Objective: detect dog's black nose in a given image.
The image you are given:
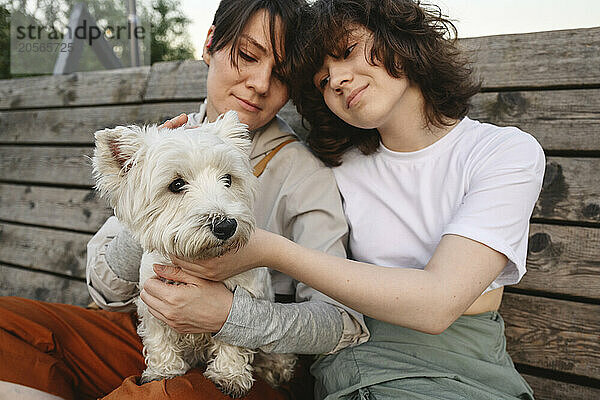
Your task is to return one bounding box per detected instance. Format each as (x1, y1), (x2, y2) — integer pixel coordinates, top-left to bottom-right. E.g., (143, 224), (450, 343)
(211, 218), (237, 240)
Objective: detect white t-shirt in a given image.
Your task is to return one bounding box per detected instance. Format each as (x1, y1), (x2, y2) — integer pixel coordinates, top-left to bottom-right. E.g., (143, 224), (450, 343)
(333, 117), (545, 293)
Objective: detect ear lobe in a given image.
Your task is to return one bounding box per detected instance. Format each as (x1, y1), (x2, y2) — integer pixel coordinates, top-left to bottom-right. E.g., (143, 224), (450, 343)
(212, 111), (252, 155)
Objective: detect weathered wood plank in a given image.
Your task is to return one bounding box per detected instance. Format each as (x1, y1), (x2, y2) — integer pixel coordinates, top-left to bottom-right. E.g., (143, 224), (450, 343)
(0, 222), (91, 278)
(519, 224), (600, 299)
(1, 88), (598, 152)
(0, 146), (94, 186)
(3, 148), (597, 225)
(0, 264), (90, 306)
(0, 184), (111, 232)
(0, 102), (202, 144)
(501, 293), (600, 379)
(521, 374), (600, 400)
(462, 27), (600, 88)
(1, 28), (598, 111)
(470, 89), (600, 152)
(0, 101), (302, 144)
(535, 157), (600, 224)
(142, 28), (600, 100)
(0, 67), (150, 110)
(144, 60), (208, 102)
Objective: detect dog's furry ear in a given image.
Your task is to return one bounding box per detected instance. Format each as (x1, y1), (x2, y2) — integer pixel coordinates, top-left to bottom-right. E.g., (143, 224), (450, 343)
(92, 126), (144, 203)
(211, 111), (252, 155)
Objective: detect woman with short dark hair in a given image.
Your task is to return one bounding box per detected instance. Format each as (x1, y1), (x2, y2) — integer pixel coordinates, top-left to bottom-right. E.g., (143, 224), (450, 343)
(0, 1), (369, 399)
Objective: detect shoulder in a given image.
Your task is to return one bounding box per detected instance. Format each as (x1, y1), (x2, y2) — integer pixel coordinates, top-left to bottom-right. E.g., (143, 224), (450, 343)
(462, 118), (545, 170)
(333, 147), (378, 179)
(464, 118), (542, 152)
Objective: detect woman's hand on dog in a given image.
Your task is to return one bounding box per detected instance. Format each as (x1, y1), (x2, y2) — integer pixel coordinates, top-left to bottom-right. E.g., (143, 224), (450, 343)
(160, 113), (188, 129)
(168, 228), (277, 281)
(140, 265), (233, 333)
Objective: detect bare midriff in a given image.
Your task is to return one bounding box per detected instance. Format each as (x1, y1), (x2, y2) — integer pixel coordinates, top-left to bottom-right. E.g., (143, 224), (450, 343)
(463, 287), (504, 315)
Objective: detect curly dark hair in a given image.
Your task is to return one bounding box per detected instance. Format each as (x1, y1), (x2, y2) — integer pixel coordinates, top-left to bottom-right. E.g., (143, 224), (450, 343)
(289, 0), (481, 166)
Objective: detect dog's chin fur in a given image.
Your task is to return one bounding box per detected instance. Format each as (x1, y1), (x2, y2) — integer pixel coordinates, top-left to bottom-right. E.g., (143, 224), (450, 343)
(141, 222), (251, 261)
(92, 111), (296, 397)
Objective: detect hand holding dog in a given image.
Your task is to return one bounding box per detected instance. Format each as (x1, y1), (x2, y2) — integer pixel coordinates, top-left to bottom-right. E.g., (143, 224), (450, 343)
(160, 113), (188, 129)
(140, 264), (233, 334)
(168, 228), (276, 281)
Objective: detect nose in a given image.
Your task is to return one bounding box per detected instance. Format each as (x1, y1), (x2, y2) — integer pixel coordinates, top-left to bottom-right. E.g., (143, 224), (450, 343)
(329, 64), (352, 92)
(211, 218), (238, 240)
(246, 63), (271, 95)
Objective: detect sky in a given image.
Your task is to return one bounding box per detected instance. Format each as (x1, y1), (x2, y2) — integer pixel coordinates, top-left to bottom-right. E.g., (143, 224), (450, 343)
(181, 0), (600, 59)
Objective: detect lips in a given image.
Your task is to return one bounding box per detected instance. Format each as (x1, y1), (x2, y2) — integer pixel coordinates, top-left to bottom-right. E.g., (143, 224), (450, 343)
(234, 95), (262, 112)
(346, 84), (368, 109)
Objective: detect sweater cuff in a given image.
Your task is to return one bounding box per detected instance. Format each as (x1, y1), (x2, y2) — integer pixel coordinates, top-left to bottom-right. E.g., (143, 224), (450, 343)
(104, 228), (143, 282)
(213, 286), (344, 354)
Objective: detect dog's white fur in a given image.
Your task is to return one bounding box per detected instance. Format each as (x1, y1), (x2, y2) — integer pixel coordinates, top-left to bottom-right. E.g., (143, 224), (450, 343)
(92, 111), (295, 398)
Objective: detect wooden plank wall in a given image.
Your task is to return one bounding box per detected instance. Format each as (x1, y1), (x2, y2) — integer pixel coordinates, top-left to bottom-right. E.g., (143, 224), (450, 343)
(1, 27), (599, 398)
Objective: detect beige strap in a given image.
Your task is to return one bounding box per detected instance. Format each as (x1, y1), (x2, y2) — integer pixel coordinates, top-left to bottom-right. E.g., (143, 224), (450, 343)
(253, 139), (297, 177)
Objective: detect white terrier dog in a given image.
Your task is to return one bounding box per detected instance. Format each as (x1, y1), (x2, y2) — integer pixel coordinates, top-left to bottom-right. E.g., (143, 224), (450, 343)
(92, 111), (295, 398)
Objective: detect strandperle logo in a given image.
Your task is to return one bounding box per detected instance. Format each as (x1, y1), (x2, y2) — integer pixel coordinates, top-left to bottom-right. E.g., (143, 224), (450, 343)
(10, 4), (150, 75)
(15, 20), (146, 46)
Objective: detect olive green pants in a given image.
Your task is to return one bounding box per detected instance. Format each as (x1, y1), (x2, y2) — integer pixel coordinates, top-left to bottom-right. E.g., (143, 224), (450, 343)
(311, 312), (534, 400)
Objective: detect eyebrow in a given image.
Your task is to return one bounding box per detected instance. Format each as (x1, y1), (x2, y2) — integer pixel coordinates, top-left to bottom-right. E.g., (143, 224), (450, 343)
(239, 34), (268, 54)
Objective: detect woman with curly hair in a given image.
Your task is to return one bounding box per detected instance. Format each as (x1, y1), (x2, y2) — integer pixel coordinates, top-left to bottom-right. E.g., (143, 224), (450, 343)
(167, 0), (544, 398)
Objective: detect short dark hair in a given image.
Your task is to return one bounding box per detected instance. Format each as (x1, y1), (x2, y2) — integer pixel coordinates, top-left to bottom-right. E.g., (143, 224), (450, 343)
(290, 0), (481, 166)
(210, 0), (305, 86)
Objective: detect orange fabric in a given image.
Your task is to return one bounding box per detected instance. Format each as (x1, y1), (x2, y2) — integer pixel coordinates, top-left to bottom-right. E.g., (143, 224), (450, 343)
(253, 139), (297, 177)
(0, 297), (302, 400)
(104, 369), (288, 400)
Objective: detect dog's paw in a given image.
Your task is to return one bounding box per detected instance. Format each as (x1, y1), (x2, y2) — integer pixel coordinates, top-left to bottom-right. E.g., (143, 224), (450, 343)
(140, 370), (165, 384)
(204, 366), (254, 398)
(254, 352), (297, 387)
(140, 366), (188, 384)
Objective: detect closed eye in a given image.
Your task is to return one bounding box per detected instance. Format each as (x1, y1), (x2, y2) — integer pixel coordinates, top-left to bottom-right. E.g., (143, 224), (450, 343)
(318, 76), (330, 90)
(344, 43), (357, 59)
(221, 174), (232, 188)
(239, 50), (257, 62)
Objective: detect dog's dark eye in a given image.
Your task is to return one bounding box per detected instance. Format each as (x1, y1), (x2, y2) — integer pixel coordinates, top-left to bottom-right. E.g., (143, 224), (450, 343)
(221, 174), (232, 188)
(169, 178), (187, 193)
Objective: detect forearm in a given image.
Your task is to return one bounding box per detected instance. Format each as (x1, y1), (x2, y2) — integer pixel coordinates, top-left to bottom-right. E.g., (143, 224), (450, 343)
(266, 234), (493, 334)
(213, 286), (344, 354)
(86, 219), (142, 310)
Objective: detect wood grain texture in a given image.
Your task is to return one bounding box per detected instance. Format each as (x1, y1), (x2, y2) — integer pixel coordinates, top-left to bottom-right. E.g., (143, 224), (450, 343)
(0, 222), (90, 278)
(519, 224), (600, 300)
(501, 293), (600, 379)
(470, 89), (600, 151)
(0, 146), (94, 186)
(0, 67), (150, 110)
(3, 147), (597, 225)
(535, 157), (600, 224)
(2, 89), (598, 152)
(0, 184), (111, 232)
(0, 264), (90, 306)
(521, 374), (600, 400)
(0, 102), (201, 144)
(2, 28), (597, 110)
(461, 27), (600, 89)
(144, 60), (208, 101)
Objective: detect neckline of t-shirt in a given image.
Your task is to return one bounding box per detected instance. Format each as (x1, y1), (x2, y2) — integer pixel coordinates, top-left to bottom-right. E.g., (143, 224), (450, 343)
(377, 117), (472, 161)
